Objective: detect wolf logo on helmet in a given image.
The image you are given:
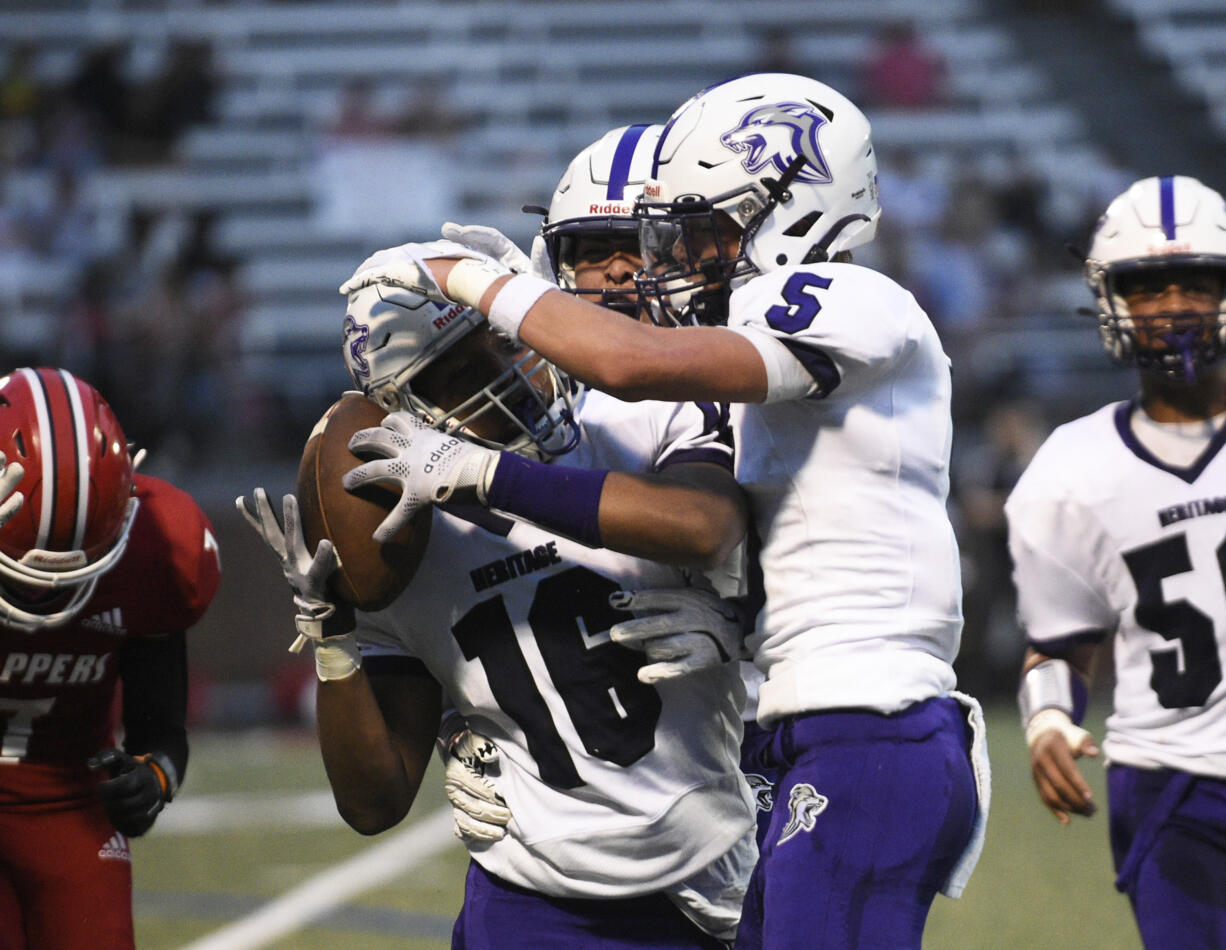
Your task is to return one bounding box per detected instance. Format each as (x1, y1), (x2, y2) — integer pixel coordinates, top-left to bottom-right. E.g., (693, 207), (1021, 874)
(343, 314), (371, 383)
(719, 101), (833, 185)
(637, 73), (881, 327)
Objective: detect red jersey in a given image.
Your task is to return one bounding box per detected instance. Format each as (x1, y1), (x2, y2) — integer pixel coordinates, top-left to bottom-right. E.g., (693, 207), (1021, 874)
(0, 474), (220, 805)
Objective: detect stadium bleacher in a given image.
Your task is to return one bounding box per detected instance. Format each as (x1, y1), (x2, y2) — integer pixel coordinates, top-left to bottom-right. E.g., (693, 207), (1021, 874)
(0, 0), (1202, 431)
(1110, 0), (1226, 135)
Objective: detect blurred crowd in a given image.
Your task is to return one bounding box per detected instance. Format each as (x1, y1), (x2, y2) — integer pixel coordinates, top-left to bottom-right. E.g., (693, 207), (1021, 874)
(0, 28), (1143, 699)
(0, 36), (255, 470)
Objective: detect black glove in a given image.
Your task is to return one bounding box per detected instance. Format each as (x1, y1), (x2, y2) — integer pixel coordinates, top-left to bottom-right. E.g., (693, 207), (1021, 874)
(90, 748), (171, 837)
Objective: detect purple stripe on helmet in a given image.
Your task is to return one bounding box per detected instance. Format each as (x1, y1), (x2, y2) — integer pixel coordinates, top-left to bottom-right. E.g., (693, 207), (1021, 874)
(1160, 176), (1177, 240)
(607, 124), (649, 201)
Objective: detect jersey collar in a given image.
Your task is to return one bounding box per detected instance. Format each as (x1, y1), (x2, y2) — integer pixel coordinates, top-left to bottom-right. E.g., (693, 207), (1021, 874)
(1113, 398), (1226, 483)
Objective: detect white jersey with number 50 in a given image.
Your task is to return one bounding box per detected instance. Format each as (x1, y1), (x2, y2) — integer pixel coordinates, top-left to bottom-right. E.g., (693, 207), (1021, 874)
(354, 388), (754, 900)
(723, 261), (964, 725)
(1006, 401), (1226, 778)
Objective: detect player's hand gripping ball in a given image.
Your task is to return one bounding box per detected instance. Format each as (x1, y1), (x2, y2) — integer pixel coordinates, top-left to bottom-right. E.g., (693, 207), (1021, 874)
(296, 393), (431, 611)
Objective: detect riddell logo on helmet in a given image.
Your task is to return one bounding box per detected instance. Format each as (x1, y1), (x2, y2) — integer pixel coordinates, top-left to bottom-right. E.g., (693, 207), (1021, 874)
(588, 203), (635, 215)
(1146, 242), (1192, 255)
(25, 550), (88, 569)
(644, 183), (662, 198)
(432, 303), (466, 330)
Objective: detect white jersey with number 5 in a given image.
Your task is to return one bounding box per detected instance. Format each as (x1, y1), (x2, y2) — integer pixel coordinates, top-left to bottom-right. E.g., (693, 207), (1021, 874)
(723, 261), (963, 725)
(354, 388), (755, 901)
(1006, 401), (1226, 778)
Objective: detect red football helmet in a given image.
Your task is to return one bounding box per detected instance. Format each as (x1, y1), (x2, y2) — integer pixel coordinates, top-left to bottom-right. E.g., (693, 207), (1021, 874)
(0, 367), (138, 631)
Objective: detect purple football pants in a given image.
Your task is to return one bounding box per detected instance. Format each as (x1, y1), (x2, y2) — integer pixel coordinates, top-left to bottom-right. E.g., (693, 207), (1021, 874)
(733, 697), (977, 950)
(1108, 764), (1226, 950)
(452, 860), (727, 950)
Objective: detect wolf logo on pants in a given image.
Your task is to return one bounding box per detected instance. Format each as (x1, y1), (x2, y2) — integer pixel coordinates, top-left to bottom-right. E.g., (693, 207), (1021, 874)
(778, 782), (829, 845)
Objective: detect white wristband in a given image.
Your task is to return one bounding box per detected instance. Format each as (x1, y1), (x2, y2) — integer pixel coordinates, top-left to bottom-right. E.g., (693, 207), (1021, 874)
(487, 274), (556, 339)
(314, 635), (362, 682)
(446, 257), (511, 308)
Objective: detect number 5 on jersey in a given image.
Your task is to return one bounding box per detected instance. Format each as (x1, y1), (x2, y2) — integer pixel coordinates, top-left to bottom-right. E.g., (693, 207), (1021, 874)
(765, 273), (833, 333)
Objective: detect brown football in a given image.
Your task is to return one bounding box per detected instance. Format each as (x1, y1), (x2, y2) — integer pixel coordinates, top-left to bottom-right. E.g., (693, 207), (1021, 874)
(296, 392), (431, 611)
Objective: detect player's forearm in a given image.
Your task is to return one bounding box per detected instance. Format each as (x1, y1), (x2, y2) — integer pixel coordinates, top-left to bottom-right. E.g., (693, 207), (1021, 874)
(1022, 643), (1097, 681)
(523, 294), (767, 402)
(118, 631), (189, 790)
(430, 255), (767, 401)
(315, 672), (422, 834)
(598, 469), (747, 568)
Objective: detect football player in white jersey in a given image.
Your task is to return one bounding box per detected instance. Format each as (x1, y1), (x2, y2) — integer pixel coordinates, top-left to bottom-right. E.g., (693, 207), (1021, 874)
(242, 124), (760, 949)
(1008, 175), (1226, 950)
(337, 73), (988, 950)
(448, 123), (779, 848)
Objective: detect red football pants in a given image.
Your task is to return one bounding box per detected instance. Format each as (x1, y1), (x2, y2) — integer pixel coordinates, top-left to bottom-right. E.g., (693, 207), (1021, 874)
(0, 798), (134, 949)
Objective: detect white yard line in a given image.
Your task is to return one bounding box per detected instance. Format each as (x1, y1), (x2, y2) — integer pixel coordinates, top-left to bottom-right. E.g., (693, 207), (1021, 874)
(156, 790), (344, 833)
(177, 805), (457, 950)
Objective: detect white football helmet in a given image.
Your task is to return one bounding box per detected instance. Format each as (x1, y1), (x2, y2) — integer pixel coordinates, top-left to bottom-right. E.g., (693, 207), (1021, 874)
(636, 73), (880, 325)
(539, 124), (663, 317)
(1086, 175), (1226, 381)
(342, 284), (579, 460)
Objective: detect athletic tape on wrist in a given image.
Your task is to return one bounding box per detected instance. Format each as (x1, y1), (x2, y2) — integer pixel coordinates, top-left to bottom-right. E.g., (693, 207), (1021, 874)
(446, 257), (510, 308)
(1018, 657), (1088, 728)
(314, 635), (362, 682)
(487, 274), (556, 338)
(1024, 707), (1092, 752)
(485, 452), (607, 548)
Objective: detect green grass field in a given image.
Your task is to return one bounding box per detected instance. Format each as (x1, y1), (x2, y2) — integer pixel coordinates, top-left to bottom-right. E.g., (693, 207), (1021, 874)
(130, 704), (1142, 949)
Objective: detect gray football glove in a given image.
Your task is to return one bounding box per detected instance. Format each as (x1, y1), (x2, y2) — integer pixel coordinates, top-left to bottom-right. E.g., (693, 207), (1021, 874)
(236, 488), (354, 652)
(608, 588), (746, 685)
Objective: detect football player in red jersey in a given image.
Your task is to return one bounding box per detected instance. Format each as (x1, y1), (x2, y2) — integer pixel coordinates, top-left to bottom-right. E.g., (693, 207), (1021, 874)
(0, 367), (221, 950)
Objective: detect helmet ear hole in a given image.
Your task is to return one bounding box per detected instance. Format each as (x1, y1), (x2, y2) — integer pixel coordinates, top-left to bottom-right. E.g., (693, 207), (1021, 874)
(783, 211), (823, 238)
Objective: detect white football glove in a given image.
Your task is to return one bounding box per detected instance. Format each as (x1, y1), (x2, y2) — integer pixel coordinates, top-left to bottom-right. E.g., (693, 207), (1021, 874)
(0, 452), (25, 529)
(441, 222), (532, 274)
(441, 726), (511, 843)
(608, 588), (746, 685)
(337, 239), (500, 300)
(343, 413), (500, 543)
(529, 233), (550, 282)
(235, 489), (354, 653)
(440, 223), (554, 284)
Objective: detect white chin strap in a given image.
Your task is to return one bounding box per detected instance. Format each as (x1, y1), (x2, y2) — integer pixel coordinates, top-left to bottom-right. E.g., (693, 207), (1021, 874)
(0, 497), (139, 632)
(0, 577), (103, 633)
